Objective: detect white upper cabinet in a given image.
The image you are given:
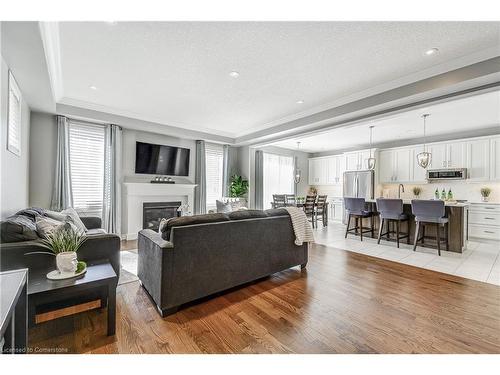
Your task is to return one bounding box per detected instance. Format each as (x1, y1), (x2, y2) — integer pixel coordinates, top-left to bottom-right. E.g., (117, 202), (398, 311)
(326, 155), (344, 185)
(345, 152), (360, 171)
(309, 155), (344, 186)
(491, 136), (500, 181)
(467, 138), (490, 181)
(394, 148), (412, 182)
(429, 143), (447, 169)
(359, 150), (372, 170)
(447, 142), (466, 168)
(411, 146), (427, 183)
(378, 150), (395, 183)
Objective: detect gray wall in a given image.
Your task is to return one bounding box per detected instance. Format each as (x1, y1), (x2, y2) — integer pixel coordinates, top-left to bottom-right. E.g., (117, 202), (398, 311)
(1, 57), (31, 218)
(29, 112), (56, 208)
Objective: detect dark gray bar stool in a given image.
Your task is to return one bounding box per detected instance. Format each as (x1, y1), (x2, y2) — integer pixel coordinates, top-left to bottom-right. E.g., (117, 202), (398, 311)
(376, 198), (410, 248)
(344, 197), (375, 241)
(411, 199), (449, 256)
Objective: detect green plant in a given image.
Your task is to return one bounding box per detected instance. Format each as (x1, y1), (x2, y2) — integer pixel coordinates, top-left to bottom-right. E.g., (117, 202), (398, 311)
(412, 187), (422, 197)
(481, 187), (491, 197)
(40, 227), (87, 254)
(229, 174), (249, 198)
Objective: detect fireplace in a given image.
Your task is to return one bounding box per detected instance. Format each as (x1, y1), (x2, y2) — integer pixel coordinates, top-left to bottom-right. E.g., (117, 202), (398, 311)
(143, 201), (182, 231)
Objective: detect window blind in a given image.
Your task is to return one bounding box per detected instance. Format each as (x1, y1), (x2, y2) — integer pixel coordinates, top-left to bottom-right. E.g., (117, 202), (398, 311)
(69, 121), (105, 218)
(205, 143), (224, 210)
(263, 153), (294, 209)
(7, 71), (22, 155)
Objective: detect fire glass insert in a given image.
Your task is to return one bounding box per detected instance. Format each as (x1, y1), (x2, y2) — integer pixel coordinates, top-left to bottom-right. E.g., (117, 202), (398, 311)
(143, 201), (182, 231)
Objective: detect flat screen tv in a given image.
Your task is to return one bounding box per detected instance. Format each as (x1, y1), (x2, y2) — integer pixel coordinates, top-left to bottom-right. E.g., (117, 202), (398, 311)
(135, 141), (190, 176)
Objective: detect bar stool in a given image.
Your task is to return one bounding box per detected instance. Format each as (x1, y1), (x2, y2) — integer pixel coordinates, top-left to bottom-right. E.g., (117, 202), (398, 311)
(411, 199), (449, 256)
(376, 198), (410, 248)
(344, 197), (375, 241)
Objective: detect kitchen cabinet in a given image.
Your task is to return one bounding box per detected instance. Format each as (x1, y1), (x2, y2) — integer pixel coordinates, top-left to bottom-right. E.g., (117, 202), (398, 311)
(429, 142), (466, 169)
(344, 149), (373, 171)
(309, 155), (344, 185)
(378, 148), (412, 183)
(378, 150), (394, 183)
(326, 155), (344, 185)
(490, 136), (500, 181)
(394, 148), (412, 182)
(468, 203), (500, 241)
(467, 138), (490, 181)
(329, 199), (344, 222)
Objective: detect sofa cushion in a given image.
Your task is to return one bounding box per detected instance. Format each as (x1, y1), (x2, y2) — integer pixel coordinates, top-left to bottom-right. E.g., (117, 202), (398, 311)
(265, 208), (290, 217)
(35, 216), (73, 238)
(160, 213), (230, 240)
(0, 215), (39, 243)
(227, 210), (268, 221)
(61, 207), (88, 233)
(86, 228), (108, 235)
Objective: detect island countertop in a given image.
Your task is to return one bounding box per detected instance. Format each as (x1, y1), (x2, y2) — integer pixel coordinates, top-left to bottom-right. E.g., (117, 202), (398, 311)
(365, 198), (469, 207)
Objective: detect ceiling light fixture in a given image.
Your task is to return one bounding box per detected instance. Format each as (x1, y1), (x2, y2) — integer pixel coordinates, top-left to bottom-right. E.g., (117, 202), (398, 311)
(425, 48), (439, 56)
(294, 142), (302, 184)
(296, 100), (304, 104)
(229, 71), (240, 78)
(416, 114), (432, 169)
(367, 125), (376, 170)
(89, 85), (98, 90)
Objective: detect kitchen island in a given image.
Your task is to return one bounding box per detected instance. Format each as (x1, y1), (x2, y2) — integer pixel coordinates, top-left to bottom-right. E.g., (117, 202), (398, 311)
(362, 199), (468, 253)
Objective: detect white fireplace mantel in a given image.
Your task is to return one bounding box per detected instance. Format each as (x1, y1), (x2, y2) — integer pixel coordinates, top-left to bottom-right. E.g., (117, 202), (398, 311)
(123, 182), (197, 240)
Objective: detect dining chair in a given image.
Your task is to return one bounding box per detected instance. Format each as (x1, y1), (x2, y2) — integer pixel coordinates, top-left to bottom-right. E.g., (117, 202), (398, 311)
(303, 195), (317, 228)
(285, 194), (296, 206)
(315, 195), (328, 227)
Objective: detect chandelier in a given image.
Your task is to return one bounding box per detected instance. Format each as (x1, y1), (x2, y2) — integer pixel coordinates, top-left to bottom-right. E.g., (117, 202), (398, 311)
(367, 125), (376, 170)
(416, 114), (432, 169)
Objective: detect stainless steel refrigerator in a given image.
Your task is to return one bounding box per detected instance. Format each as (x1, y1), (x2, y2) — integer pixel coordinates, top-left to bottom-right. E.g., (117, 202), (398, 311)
(342, 170), (375, 223)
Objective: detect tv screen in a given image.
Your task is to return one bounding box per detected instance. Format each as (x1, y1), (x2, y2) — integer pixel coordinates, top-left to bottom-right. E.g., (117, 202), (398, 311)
(135, 141), (190, 176)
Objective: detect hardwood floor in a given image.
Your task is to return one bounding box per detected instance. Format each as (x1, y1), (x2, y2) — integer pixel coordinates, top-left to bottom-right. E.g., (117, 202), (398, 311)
(28, 243), (500, 353)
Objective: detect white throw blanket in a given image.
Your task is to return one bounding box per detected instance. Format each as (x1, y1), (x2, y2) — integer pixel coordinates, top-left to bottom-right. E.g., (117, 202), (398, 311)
(284, 207), (315, 246)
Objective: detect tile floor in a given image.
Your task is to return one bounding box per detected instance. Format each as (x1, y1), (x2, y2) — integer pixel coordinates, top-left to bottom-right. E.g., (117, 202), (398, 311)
(314, 222), (500, 285)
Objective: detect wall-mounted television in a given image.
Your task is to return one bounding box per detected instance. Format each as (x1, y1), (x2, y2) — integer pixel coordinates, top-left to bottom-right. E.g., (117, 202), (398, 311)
(135, 141), (190, 176)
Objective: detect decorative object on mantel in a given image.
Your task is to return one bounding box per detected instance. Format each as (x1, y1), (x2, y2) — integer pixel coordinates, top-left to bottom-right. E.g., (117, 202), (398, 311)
(25, 227), (87, 280)
(412, 186), (422, 198)
(229, 174), (249, 198)
(480, 187), (491, 202)
(367, 125), (376, 170)
(294, 142), (302, 184)
(416, 114), (432, 169)
(151, 176), (175, 184)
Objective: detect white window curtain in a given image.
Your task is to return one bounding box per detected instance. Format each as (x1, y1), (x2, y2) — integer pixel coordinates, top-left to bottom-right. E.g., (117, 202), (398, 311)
(68, 121), (106, 218)
(263, 153), (294, 209)
(102, 124), (122, 234)
(205, 143), (224, 211)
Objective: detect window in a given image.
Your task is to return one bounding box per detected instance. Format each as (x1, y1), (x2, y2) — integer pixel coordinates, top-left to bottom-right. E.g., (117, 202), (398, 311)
(7, 71), (22, 156)
(69, 121), (105, 217)
(263, 153), (294, 209)
(205, 143), (224, 210)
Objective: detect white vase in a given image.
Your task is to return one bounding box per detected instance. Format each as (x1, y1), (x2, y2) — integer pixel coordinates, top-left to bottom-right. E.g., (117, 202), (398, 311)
(56, 251), (78, 273)
(481, 196), (489, 202)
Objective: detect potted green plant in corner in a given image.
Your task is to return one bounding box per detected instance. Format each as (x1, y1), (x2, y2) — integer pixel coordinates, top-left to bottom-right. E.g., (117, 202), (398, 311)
(412, 187), (422, 199)
(28, 227), (87, 280)
(480, 187), (491, 202)
(229, 174), (249, 206)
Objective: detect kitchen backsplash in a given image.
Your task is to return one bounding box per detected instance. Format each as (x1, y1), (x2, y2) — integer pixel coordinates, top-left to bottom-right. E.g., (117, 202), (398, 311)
(378, 182), (500, 203)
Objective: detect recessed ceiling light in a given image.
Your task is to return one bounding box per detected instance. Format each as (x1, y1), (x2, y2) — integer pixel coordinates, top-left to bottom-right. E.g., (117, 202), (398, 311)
(229, 71), (240, 78)
(89, 85), (98, 90)
(296, 100), (305, 104)
(425, 48), (439, 56)
(106, 21), (117, 25)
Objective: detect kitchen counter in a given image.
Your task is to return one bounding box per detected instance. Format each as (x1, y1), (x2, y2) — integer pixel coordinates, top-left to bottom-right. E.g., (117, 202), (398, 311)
(366, 198), (469, 207)
(360, 200), (468, 253)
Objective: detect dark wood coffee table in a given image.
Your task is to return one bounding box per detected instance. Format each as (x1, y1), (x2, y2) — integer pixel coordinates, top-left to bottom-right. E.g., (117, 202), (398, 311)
(28, 261), (117, 336)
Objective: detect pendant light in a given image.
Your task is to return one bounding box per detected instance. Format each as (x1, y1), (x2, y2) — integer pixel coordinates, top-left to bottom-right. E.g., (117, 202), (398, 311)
(367, 125), (376, 170)
(294, 142), (302, 184)
(417, 114), (432, 169)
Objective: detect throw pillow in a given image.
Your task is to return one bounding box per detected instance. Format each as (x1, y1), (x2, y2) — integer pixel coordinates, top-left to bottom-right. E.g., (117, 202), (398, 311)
(0, 215), (39, 243)
(61, 207), (88, 233)
(35, 216), (66, 238)
(216, 200), (232, 213)
(15, 207), (45, 221)
(45, 209), (69, 222)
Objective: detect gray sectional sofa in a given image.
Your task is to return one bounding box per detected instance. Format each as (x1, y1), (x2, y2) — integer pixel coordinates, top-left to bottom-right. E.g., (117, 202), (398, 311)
(138, 209), (308, 316)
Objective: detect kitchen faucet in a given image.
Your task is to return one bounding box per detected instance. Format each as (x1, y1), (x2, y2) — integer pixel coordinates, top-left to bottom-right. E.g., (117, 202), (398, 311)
(398, 184), (405, 199)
